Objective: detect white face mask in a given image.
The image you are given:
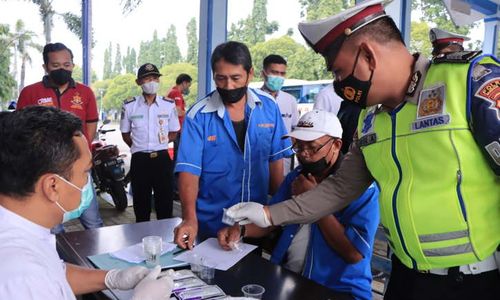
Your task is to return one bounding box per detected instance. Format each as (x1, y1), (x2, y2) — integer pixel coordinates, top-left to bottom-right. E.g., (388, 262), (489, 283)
(141, 81), (159, 95)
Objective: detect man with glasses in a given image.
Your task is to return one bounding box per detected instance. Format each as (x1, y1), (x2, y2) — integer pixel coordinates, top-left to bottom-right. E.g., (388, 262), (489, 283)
(218, 110), (379, 300)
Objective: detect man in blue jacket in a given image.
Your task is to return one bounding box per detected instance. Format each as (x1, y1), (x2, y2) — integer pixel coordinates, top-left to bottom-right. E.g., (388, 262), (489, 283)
(218, 110), (379, 300)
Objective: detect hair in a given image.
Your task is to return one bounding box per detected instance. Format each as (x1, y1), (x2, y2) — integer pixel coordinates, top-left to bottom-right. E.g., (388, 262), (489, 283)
(0, 106), (83, 198)
(176, 73), (193, 85)
(211, 41), (252, 73)
(349, 16), (405, 46)
(43, 42), (74, 65)
(263, 54), (287, 69)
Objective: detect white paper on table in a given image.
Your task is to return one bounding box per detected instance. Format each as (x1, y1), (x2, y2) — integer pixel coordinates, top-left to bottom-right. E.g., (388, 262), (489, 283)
(174, 238), (257, 271)
(110, 242), (177, 263)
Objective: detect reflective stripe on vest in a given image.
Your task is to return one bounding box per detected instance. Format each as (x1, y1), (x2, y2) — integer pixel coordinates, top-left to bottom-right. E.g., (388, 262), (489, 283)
(358, 55), (500, 270)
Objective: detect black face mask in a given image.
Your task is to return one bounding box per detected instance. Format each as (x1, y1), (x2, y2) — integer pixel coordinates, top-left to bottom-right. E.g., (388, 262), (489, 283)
(299, 156), (330, 176)
(217, 86), (247, 104)
(333, 49), (373, 109)
(49, 69), (72, 86)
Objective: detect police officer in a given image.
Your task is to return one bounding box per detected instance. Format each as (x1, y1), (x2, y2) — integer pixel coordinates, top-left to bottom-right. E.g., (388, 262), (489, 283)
(120, 63), (180, 222)
(429, 27), (470, 57)
(226, 1), (500, 299)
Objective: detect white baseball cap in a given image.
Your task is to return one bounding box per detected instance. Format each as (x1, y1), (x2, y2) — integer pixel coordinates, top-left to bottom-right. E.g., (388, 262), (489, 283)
(283, 109), (343, 141)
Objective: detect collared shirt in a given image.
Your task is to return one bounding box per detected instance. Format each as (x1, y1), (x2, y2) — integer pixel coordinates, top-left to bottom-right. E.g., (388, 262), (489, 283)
(270, 53), (500, 227)
(313, 83), (343, 115)
(0, 205), (75, 300)
(175, 88), (293, 238)
(17, 76), (99, 142)
(167, 86), (186, 127)
(120, 94), (180, 154)
(259, 88), (299, 134)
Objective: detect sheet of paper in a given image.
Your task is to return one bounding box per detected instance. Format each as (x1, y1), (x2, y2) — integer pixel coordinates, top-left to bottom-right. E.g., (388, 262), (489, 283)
(110, 241), (177, 263)
(174, 238), (257, 271)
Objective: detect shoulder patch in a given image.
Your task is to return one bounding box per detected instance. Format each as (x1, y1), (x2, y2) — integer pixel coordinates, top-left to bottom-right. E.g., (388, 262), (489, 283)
(123, 97), (136, 104)
(432, 51), (482, 64)
(162, 96), (174, 103)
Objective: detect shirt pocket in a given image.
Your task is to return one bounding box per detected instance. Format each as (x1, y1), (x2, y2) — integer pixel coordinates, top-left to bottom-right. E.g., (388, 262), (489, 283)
(131, 117), (146, 129)
(203, 137), (229, 173)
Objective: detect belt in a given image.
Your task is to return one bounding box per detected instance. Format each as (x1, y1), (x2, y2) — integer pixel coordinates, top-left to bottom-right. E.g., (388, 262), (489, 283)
(136, 150), (167, 158)
(420, 253), (498, 275)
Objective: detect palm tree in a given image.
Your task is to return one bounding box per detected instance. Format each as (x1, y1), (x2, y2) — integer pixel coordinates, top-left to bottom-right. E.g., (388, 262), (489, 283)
(13, 20), (42, 91)
(31, 0), (54, 44)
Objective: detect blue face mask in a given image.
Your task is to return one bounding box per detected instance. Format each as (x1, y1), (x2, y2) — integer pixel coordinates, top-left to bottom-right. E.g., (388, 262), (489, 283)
(265, 74), (285, 92)
(182, 88), (190, 96)
(55, 174), (93, 222)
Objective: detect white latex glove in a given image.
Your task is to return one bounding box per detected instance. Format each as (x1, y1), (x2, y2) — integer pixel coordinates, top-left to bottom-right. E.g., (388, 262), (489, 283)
(104, 266), (149, 290)
(226, 202), (272, 228)
(132, 265), (173, 300)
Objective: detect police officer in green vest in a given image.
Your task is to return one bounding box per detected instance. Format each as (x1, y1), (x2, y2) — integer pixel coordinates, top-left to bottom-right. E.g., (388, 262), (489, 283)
(225, 1), (500, 299)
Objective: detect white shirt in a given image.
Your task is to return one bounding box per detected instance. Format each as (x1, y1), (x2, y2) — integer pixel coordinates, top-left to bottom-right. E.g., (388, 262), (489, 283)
(260, 88), (299, 134)
(120, 95), (180, 154)
(313, 84), (343, 115)
(0, 205), (76, 300)
(284, 224), (311, 273)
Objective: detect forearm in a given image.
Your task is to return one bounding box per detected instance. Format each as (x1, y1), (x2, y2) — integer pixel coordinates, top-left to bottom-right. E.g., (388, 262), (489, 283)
(168, 131), (178, 142)
(268, 159), (284, 195)
(86, 122), (97, 142)
(179, 172), (199, 221)
(121, 132), (132, 148)
(268, 145), (373, 225)
(317, 216), (362, 263)
(244, 223), (275, 239)
(66, 263), (107, 295)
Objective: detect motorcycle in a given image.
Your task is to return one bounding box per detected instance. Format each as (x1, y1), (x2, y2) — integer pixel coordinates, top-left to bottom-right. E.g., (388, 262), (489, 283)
(91, 120), (128, 211)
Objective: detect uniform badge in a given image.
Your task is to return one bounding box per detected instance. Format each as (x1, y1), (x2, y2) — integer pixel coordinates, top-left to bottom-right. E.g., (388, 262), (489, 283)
(475, 78), (500, 120)
(406, 71), (421, 97)
(413, 84), (450, 131)
(70, 93), (84, 110)
(472, 64), (492, 82)
(361, 106), (377, 135)
(37, 97), (54, 106)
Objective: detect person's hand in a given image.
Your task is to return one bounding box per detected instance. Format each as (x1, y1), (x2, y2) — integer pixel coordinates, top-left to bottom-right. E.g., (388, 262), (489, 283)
(291, 174), (318, 196)
(174, 219), (197, 249)
(217, 224), (241, 251)
(226, 202), (272, 228)
(132, 266), (173, 300)
(104, 266), (149, 290)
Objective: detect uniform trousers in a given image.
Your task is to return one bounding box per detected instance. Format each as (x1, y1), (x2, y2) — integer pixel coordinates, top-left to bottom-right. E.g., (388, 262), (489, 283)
(130, 150), (173, 222)
(384, 254), (500, 300)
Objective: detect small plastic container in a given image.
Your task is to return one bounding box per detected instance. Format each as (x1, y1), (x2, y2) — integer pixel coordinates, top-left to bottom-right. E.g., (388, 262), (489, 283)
(241, 284), (265, 299)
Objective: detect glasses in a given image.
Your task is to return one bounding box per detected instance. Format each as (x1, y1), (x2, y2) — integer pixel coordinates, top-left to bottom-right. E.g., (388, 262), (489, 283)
(292, 138), (334, 156)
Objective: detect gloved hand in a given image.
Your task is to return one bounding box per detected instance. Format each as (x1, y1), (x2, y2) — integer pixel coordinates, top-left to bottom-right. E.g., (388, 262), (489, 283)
(104, 266), (149, 290)
(132, 265), (174, 300)
(226, 202), (272, 228)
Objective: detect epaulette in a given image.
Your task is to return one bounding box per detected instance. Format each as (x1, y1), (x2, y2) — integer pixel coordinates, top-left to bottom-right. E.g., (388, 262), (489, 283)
(432, 50), (482, 64)
(123, 97), (136, 104)
(162, 96), (175, 103)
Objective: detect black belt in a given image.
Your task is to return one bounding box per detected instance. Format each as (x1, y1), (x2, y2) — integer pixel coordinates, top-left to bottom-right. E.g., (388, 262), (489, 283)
(134, 150), (167, 158)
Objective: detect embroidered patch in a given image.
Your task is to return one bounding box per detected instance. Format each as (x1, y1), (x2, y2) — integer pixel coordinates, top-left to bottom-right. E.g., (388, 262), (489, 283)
(417, 84), (446, 119)
(358, 133), (377, 147)
(70, 93), (83, 110)
(361, 106), (377, 135)
(37, 97), (54, 106)
(258, 123), (274, 128)
(475, 78), (500, 120)
(281, 113), (292, 118)
(406, 71), (422, 96)
(484, 141), (500, 166)
(157, 114), (169, 118)
(207, 135), (216, 141)
(472, 65), (492, 82)
(130, 115), (144, 120)
(412, 115), (450, 131)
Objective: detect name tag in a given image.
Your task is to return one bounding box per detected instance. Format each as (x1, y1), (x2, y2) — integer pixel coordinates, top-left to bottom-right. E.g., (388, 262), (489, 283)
(412, 115), (450, 131)
(130, 115), (144, 120)
(358, 133), (377, 147)
(157, 114), (169, 118)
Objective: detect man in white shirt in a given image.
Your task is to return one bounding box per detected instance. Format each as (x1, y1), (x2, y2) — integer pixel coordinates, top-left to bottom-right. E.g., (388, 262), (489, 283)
(313, 83), (343, 115)
(0, 106), (172, 300)
(259, 54), (299, 175)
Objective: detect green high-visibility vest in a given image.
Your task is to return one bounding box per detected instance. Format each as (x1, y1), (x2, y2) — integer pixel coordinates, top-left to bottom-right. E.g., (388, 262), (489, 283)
(358, 55), (500, 270)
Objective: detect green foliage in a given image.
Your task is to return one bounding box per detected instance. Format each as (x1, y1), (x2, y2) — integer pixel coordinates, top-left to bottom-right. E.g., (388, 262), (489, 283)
(0, 24), (16, 105)
(299, 0), (354, 21)
(114, 44), (122, 75)
(123, 46), (137, 74)
(186, 18), (198, 65)
(102, 74), (140, 111)
(149, 30), (162, 67)
(103, 43), (113, 80)
(163, 25), (182, 66)
(413, 0), (473, 36)
(250, 36), (329, 81)
(410, 21), (432, 59)
(228, 0), (279, 44)
(158, 63), (198, 107)
(72, 65), (97, 83)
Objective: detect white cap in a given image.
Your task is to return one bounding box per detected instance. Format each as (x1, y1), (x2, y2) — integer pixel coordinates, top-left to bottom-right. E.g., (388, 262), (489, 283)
(298, 0), (391, 58)
(429, 28), (470, 46)
(283, 110), (343, 141)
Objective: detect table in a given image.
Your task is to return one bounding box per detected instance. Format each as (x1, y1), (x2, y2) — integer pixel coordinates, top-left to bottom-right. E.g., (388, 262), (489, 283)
(56, 218), (351, 300)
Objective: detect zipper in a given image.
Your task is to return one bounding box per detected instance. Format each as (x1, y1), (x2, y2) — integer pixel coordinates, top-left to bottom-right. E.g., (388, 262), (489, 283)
(448, 131), (467, 221)
(389, 104), (417, 269)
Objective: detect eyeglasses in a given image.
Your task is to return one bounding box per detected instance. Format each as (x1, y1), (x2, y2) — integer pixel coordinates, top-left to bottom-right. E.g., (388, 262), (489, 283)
(292, 138), (335, 156)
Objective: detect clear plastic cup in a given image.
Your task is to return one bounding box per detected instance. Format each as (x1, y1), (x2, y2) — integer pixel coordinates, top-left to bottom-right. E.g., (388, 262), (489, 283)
(190, 253), (203, 276)
(199, 258), (216, 284)
(241, 284), (265, 299)
(142, 235), (162, 268)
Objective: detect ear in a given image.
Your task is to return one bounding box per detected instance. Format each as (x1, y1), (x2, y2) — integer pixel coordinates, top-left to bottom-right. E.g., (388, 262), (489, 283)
(248, 67), (255, 82)
(39, 174), (60, 204)
(359, 42), (377, 71)
(135, 79), (141, 86)
(334, 139), (343, 151)
(43, 64), (49, 74)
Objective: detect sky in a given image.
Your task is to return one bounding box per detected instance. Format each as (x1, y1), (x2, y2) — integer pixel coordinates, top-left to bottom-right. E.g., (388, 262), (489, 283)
(0, 0), (485, 87)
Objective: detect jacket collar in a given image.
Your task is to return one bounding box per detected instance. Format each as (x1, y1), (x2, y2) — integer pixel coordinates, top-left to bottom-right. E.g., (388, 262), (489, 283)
(201, 88), (262, 118)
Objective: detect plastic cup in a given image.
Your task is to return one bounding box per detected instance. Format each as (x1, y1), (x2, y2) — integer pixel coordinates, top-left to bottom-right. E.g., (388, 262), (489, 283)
(190, 253), (203, 276)
(199, 258), (216, 284)
(241, 284), (265, 299)
(142, 236), (162, 268)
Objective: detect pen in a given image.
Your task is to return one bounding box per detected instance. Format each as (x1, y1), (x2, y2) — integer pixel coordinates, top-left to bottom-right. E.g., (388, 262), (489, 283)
(172, 247), (188, 256)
